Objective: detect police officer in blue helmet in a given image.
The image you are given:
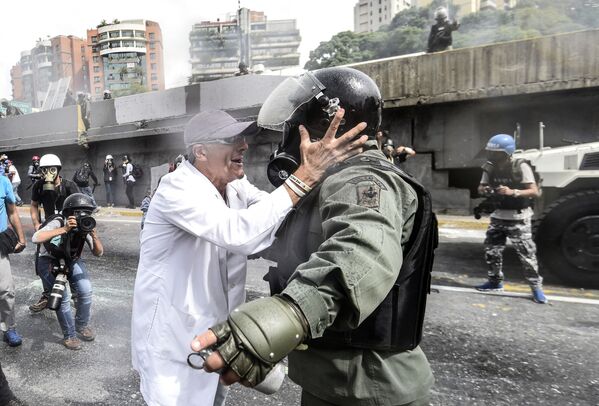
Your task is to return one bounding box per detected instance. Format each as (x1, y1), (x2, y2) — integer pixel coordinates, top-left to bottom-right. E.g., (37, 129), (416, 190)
(477, 134), (548, 304)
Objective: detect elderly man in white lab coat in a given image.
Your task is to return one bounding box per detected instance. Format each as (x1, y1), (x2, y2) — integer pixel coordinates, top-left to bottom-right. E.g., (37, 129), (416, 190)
(131, 109), (367, 406)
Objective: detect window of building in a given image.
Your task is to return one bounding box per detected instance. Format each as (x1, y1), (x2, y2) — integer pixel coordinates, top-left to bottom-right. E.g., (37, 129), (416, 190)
(379, 17), (382, 22)
(149, 32), (155, 40)
(121, 30), (133, 38)
(151, 73), (158, 81)
(81, 46), (85, 54)
(91, 36), (98, 43)
(99, 32), (109, 41)
(93, 56), (100, 63)
(151, 84), (159, 91)
(94, 76), (101, 83)
(149, 42), (155, 50)
(109, 31), (120, 38)
(93, 66), (100, 73)
(95, 87), (101, 93)
(150, 53), (156, 60)
(379, 8), (382, 13)
(151, 63), (157, 70)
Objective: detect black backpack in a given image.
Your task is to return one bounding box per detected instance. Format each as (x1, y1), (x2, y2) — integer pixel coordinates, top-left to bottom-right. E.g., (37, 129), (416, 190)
(131, 164), (143, 179)
(74, 169), (89, 185)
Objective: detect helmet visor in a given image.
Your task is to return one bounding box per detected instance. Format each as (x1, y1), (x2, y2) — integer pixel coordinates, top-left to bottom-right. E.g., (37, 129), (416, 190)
(258, 72), (326, 132)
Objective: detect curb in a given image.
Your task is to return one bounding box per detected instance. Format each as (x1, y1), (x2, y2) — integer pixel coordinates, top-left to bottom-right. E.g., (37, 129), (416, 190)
(437, 216), (489, 231)
(17, 205), (143, 218)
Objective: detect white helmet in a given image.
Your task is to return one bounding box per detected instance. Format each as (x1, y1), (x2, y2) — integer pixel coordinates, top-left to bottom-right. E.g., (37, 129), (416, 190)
(39, 154), (62, 168)
(106, 154), (114, 160)
(434, 6), (448, 20)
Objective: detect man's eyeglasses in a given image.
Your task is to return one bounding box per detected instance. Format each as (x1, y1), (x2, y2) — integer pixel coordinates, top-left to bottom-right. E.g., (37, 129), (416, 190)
(202, 135), (246, 145)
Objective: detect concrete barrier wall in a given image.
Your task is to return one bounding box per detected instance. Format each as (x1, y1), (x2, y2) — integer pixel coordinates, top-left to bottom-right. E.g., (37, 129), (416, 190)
(199, 75), (287, 112)
(115, 87), (188, 124)
(0, 106), (79, 151)
(353, 29), (599, 107)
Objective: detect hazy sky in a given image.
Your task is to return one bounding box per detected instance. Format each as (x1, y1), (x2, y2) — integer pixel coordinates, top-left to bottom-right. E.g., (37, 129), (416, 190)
(0, 0), (355, 99)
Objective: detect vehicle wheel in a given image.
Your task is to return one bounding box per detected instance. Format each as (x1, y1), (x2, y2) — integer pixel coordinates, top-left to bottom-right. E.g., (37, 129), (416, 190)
(535, 190), (599, 289)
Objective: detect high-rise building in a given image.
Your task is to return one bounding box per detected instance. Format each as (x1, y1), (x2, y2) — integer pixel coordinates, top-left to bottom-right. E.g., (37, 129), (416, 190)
(354, 0), (413, 33)
(189, 8), (301, 82)
(86, 19), (165, 99)
(10, 36), (87, 108)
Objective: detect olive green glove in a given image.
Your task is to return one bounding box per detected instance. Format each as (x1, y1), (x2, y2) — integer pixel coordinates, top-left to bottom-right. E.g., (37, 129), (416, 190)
(209, 295), (309, 386)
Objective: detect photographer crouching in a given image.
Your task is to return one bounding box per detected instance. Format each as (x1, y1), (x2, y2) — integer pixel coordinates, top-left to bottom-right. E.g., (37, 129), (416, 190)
(31, 193), (103, 350)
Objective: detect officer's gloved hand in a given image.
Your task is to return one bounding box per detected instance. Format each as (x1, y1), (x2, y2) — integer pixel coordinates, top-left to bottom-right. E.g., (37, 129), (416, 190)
(191, 295), (309, 387)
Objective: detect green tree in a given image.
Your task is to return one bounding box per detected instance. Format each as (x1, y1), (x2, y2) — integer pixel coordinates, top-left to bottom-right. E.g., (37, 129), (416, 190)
(112, 84), (147, 98)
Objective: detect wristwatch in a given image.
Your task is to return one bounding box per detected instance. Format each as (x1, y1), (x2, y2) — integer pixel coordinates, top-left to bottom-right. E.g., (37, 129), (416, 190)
(513, 189), (521, 198)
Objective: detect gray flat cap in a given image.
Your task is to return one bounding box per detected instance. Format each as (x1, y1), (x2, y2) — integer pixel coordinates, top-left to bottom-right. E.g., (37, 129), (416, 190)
(184, 110), (259, 147)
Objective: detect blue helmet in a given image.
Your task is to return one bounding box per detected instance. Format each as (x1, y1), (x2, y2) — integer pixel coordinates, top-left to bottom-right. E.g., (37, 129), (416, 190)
(485, 134), (515, 155)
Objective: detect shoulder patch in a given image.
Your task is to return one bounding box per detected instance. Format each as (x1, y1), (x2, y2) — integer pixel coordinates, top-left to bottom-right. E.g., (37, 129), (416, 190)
(347, 175), (387, 190)
(357, 183), (381, 209)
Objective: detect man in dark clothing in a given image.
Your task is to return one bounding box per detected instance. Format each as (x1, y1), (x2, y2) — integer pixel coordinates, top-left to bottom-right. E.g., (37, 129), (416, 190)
(29, 154), (80, 313)
(427, 7), (460, 53)
(77, 93), (91, 131)
(0, 101), (23, 117)
(122, 155), (136, 209)
(103, 155), (117, 207)
(73, 161), (99, 207)
(27, 156), (42, 187)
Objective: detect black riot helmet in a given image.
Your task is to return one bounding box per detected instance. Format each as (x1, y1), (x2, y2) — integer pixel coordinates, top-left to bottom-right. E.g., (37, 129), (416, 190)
(258, 67), (383, 187)
(62, 193), (96, 216)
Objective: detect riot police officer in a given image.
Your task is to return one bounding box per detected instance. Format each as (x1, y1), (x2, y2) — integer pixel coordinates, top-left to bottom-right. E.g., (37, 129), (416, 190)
(476, 134), (547, 303)
(427, 7), (460, 53)
(192, 67), (438, 405)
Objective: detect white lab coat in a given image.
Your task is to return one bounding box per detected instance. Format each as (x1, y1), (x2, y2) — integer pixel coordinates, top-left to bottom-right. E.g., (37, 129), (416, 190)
(131, 161), (292, 406)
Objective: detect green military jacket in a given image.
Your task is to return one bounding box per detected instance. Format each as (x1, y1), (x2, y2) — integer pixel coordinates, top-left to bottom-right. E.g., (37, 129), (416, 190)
(279, 145), (434, 405)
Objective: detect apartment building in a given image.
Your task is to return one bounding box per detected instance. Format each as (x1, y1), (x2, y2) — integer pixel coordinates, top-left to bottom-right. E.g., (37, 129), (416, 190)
(354, 0), (413, 33)
(86, 19), (165, 99)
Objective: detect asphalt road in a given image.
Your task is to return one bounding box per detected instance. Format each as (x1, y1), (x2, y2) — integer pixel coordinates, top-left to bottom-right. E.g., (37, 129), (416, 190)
(1, 215), (598, 405)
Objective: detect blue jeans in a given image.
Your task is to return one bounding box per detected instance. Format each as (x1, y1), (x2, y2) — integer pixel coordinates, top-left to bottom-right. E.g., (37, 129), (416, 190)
(80, 186), (97, 207)
(104, 182), (115, 205)
(37, 256), (93, 339)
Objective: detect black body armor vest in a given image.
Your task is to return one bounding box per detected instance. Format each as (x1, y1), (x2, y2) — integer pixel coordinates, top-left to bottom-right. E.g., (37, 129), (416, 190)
(266, 156), (438, 352)
(483, 158), (535, 211)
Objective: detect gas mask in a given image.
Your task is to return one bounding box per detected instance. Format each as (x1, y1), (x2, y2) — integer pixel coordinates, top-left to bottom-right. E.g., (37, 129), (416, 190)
(485, 150), (510, 166)
(266, 123), (303, 187)
(41, 167), (59, 191)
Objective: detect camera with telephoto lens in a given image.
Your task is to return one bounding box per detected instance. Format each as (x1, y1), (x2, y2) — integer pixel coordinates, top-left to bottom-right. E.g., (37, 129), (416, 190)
(473, 188), (501, 219)
(47, 263), (68, 311)
(74, 210), (96, 233)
